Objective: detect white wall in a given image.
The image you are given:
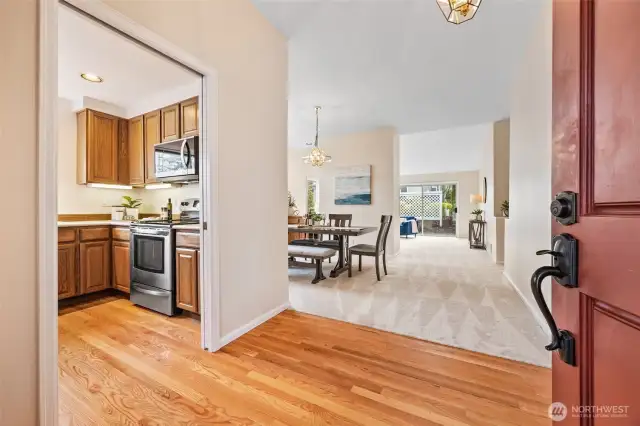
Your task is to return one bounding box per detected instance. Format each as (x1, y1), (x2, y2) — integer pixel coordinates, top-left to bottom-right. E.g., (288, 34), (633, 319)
(141, 184), (200, 214)
(400, 171), (479, 238)
(504, 0), (552, 329)
(289, 127), (401, 255)
(126, 80), (200, 118)
(104, 0), (289, 338)
(0, 1), (37, 423)
(400, 123), (488, 175)
(479, 126), (496, 260)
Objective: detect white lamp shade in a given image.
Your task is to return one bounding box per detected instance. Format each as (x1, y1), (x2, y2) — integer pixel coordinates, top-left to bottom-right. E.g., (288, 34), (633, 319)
(470, 194), (483, 204)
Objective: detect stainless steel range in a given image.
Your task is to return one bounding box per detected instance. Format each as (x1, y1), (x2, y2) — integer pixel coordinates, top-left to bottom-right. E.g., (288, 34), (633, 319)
(130, 198), (200, 316)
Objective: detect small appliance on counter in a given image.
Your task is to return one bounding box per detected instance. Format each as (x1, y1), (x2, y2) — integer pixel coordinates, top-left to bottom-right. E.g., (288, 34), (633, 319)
(129, 198), (200, 316)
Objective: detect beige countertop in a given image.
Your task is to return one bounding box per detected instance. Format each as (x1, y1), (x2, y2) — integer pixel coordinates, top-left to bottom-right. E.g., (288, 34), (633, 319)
(57, 220), (133, 228)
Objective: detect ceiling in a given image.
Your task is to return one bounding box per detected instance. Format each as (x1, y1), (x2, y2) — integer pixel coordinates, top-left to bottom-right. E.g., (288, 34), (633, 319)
(58, 5), (200, 115)
(252, 0), (543, 146)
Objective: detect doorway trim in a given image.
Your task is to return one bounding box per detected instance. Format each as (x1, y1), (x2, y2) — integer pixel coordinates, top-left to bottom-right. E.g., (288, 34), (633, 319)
(38, 0), (221, 424)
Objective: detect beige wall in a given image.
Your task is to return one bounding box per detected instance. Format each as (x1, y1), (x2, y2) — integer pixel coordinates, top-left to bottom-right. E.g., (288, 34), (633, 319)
(400, 171), (479, 239)
(0, 0), (38, 424)
(505, 0), (552, 329)
(103, 0), (289, 337)
(289, 128), (401, 255)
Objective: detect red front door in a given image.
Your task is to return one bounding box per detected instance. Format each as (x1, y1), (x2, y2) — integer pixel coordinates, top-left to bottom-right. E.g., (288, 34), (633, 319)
(550, 0), (640, 424)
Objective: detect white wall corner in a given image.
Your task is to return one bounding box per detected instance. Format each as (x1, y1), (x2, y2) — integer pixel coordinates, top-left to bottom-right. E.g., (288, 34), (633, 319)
(218, 302), (291, 348)
(502, 271), (551, 337)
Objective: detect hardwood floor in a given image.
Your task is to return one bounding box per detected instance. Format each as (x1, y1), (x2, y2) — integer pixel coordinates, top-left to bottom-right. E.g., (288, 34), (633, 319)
(58, 299), (551, 425)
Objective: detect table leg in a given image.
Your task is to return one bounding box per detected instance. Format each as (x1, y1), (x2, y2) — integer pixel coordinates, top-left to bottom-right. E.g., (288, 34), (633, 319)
(330, 235), (350, 278)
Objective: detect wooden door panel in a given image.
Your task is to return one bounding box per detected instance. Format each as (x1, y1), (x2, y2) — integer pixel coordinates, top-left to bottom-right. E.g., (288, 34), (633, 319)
(129, 115), (144, 185)
(552, 0), (640, 422)
(112, 241), (130, 293)
(176, 248), (199, 313)
(593, 0), (640, 206)
(144, 110), (160, 183)
(118, 119), (129, 185)
(161, 104), (180, 142)
(180, 97), (198, 137)
(58, 243), (77, 299)
(87, 110), (118, 183)
(80, 241), (110, 294)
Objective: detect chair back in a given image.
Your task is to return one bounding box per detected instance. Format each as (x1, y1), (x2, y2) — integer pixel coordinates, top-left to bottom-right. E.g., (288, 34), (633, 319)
(328, 214), (352, 240)
(376, 215), (393, 252)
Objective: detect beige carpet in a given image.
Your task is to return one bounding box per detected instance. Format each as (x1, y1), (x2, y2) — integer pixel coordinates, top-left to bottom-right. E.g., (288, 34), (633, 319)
(289, 236), (551, 367)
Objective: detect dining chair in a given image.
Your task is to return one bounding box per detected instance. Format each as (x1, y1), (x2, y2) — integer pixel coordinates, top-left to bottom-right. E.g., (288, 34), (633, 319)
(348, 215), (392, 281)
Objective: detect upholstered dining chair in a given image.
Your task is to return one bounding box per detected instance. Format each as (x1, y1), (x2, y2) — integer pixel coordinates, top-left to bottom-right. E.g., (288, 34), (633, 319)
(348, 215), (393, 281)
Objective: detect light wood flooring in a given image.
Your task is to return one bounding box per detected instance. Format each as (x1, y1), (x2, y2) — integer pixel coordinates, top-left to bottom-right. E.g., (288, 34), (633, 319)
(59, 299), (551, 425)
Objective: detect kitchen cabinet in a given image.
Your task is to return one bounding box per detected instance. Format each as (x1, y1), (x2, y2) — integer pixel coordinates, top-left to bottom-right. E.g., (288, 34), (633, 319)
(112, 240), (131, 294)
(77, 109), (120, 185)
(58, 243), (77, 299)
(117, 119), (129, 184)
(144, 110), (161, 183)
(80, 240), (111, 294)
(161, 103), (180, 142)
(128, 115), (145, 186)
(180, 97), (199, 137)
(176, 247), (199, 313)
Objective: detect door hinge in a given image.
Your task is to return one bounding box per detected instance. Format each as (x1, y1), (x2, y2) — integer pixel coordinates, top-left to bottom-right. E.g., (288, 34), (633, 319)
(203, 222), (208, 231)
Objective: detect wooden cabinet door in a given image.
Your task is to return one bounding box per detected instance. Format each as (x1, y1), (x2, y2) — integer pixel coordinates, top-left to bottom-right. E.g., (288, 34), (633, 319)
(117, 118), (129, 184)
(161, 103), (180, 142)
(86, 110), (119, 184)
(180, 97), (199, 137)
(58, 243), (77, 300)
(128, 115), (145, 185)
(144, 110), (160, 183)
(80, 241), (110, 294)
(176, 248), (199, 313)
(112, 241), (130, 293)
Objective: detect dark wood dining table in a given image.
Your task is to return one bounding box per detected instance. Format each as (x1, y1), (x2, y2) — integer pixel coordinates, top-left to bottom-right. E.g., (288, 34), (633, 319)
(287, 225), (378, 277)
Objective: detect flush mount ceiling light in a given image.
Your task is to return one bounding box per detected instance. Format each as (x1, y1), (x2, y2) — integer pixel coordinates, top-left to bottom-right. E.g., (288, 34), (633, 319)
(80, 73), (103, 83)
(302, 106), (332, 167)
(436, 0), (482, 24)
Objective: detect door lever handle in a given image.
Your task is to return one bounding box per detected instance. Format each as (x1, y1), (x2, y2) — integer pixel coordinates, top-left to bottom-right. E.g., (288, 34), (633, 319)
(536, 249), (563, 257)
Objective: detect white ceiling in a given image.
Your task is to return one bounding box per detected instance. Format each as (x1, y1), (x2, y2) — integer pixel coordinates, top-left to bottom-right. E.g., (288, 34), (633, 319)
(252, 0), (543, 146)
(58, 5), (200, 116)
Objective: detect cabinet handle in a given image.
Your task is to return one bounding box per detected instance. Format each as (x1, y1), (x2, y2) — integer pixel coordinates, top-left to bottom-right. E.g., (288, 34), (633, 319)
(136, 287), (166, 297)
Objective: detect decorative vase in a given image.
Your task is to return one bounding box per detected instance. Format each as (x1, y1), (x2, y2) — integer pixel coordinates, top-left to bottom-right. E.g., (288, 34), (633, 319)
(126, 208), (139, 220)
(288, 206), (297, 216)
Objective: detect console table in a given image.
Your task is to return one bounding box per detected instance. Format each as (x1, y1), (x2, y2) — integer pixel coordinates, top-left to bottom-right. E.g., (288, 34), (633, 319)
(469, 220), (486, 249)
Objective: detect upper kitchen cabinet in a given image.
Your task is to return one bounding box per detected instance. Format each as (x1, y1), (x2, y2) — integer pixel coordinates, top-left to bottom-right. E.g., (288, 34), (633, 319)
(77, 109), (119, 185)
(180, 97), (199, 137)
(144, 110), (161, 183)
(128, 115), (145, 185)
(161, 103), (180, 142)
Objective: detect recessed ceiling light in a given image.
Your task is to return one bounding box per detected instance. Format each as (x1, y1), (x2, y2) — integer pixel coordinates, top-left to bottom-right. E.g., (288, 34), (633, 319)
(80, 73), (103, 83)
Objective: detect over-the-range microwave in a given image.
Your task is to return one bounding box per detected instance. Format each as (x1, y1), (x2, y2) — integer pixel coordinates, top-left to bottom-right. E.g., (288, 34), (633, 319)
(154, 136), (199, 182)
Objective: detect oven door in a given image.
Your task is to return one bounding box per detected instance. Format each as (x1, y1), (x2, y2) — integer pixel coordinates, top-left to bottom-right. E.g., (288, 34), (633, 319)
(154, 136), (199, 182)
(130, 228), (174, 291)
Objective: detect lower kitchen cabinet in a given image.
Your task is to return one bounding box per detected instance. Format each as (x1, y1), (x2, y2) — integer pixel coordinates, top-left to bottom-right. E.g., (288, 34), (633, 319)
(80, 240), (111, 294)
(112, 240), (131, 293)
(58, 243), (77, 299)
(176, 247), (199, 313)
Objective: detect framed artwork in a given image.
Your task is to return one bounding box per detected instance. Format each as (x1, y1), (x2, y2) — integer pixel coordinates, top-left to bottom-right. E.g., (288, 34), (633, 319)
(334, 165), (372, 205)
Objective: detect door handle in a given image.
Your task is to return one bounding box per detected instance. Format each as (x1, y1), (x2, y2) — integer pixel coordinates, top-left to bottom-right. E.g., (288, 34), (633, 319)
(180, 139), (188, 169)
(530, 233), (578, 366)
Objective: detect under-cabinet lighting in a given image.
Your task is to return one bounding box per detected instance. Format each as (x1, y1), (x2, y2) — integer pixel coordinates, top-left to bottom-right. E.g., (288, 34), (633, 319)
(145, 183), (174, 190)
(87, 183), (133, 190)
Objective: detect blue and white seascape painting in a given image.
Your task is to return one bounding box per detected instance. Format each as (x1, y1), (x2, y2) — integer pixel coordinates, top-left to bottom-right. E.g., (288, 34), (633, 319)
(334, 165), (372, 205)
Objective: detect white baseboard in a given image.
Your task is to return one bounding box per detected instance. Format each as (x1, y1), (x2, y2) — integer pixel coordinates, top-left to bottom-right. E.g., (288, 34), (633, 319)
(502, 271), (551, 337)
(218, 302), (290, 348)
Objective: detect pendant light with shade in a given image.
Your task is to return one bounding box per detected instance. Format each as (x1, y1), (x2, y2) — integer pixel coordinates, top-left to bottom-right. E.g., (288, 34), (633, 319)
(436, 0), (482, 25)
(303, 106), (332, 167)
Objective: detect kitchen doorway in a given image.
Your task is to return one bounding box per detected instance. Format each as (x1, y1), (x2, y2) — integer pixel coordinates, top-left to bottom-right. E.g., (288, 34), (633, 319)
(400, 183), (458, 236)
(39, 1), (220, 424)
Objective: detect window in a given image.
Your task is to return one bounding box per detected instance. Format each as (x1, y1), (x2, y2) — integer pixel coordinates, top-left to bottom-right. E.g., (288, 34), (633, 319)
(307, 179), (319, 213)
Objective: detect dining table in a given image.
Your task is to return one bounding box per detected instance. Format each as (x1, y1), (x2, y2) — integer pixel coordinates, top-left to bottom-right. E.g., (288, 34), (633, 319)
(287, 224), (378, 277)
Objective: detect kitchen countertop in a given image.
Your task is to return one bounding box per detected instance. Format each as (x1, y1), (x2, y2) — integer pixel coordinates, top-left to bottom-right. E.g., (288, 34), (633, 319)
(57, 220), (133, 228)
(173, 224), (200, 231)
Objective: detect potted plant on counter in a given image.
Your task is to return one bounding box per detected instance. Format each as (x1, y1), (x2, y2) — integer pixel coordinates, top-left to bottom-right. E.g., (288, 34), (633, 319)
(288, 191), (299, 216)
(501, 200), (509, 218)
(471, 208), (483, 221)
(307, 209), (325, 226)
(122, 196), (142, 220)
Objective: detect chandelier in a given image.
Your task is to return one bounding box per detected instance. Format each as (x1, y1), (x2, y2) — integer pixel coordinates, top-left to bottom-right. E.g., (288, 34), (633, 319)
(436, 0), (482, 25)
(303, 106), (332, 167)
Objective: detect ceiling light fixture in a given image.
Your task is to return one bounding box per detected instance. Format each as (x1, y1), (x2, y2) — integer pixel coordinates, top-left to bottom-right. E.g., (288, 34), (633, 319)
(302, 106), (332, 167)
(436, 0), (482, 24)
(80, 73), (103, 83)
